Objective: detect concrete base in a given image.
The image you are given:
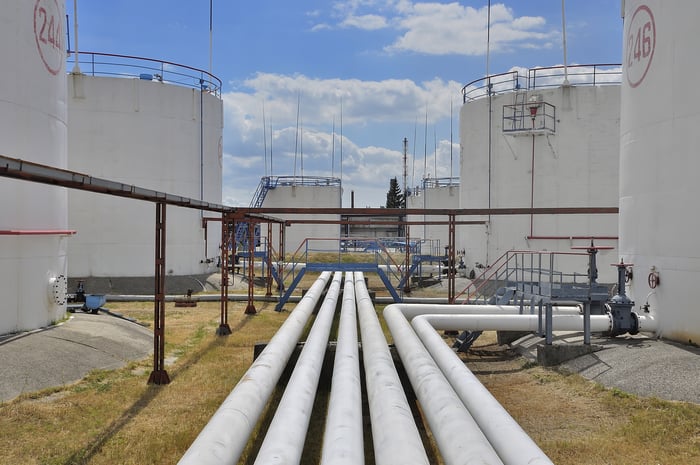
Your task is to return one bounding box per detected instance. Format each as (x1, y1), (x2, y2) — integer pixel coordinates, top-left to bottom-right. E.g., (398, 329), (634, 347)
(536, 343), (605, 367)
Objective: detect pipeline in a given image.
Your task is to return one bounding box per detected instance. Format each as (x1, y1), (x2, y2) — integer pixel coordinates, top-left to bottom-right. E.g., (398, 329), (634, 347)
(320, 272), (364, 465)
(354, 272), (431, 465)
(383, 302), (658, 465)
(178, 271), (332, 465)
(383, 305), (505, 465)
(253, 272), (343, 465)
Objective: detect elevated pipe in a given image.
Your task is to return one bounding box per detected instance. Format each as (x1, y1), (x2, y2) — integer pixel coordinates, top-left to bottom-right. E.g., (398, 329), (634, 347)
(354, 273), (430, 465)
(321, 272), (364, 465)
(384, 305), (504, 465)
(178, 271), (332, 465)
(253, 272), (343, 465)
(410, 315), (554, 465)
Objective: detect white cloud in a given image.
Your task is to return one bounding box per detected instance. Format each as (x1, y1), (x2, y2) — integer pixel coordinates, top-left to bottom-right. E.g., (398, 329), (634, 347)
(341, 14), (388, 30)
(220, 73), (463, 207)
(316, 2), (556, 57)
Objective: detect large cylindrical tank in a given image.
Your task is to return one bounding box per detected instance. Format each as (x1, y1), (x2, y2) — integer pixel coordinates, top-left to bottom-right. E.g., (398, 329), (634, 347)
(260, 177), (341, 253)
(0, 0), (68, 334)
(67, 73), (223, 278)
(407, 179), (460, 255)
(619, 1), (700, 344)
(460, 78), (620, 283)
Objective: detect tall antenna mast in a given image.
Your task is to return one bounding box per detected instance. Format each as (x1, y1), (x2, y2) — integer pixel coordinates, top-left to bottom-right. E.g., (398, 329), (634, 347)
(262, 101), (267, 177)
(402, 137), (408, 203)
(331, 116), (336, 177)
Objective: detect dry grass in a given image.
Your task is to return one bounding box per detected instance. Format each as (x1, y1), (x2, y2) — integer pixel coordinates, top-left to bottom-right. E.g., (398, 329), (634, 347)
(0, 297), (698, 465)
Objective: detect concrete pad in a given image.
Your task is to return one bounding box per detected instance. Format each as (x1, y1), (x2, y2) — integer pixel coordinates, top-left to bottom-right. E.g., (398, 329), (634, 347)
(0, 312), (152, 402)
(514, 332), (700, 404)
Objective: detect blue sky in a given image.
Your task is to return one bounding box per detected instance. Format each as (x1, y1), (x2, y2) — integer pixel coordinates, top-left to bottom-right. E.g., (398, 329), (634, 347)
(66, 1), (623, 208)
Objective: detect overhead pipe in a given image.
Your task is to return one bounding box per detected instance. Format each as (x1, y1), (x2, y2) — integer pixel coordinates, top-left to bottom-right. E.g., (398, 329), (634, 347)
(321, 272), (364, 465)
(409, 314), (554, 465)
(178, 271), (332, 465)
(383, 305), (505, 465)
(253, 272), (343, 465)
(354, 272), (431, 465)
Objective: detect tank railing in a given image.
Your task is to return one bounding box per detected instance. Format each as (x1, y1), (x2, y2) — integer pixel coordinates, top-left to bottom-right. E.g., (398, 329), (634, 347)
(456, 249), (590, 304)
(527, 63), (622, 90)
(66, 51), (222, 97)
(462, 63), (622, 103)
(263, 175), (342, 188)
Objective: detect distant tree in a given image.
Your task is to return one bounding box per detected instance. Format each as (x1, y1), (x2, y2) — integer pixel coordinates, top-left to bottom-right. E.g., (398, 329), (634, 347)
(385, 177), (405, 208)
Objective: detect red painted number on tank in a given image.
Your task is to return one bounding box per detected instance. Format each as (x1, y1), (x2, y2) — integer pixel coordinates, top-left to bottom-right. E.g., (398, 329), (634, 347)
(34, 0), (63, 75)
(625, 5), (655, 88)
(36, 7), (61, 50)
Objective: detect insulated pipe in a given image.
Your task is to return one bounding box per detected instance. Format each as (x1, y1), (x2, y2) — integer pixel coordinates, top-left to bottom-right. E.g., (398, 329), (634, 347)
(178, 271), (332, 465)
(410, 315), (554, 465)
(253, 272), (343, 465)
(418, 313), (613, 333)
(321, 272), (364, 465)
(354, 273), (430, 465)
(394, 303), (582, 322)
(384, 305), (505, 465)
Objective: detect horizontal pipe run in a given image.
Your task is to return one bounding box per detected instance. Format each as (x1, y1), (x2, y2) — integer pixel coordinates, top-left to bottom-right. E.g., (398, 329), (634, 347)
(384, 306), (504, 465)
(410, 316), (554, 465)
(392, 304), (582, 322)
(354, 273), (430, 465)
(321, 272), (364, 465)
(418, 313), (613, 333)
(254, 272), (343, 465)
(0, 229), (77, 235)
(178, 271), (332, 465)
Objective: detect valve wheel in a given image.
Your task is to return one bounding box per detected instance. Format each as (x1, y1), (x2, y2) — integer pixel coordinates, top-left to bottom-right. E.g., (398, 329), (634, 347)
(648, 272), (659, 289)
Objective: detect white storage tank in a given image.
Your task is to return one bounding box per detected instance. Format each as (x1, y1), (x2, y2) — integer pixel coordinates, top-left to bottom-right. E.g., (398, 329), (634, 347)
(67, 67), (223, 280)
(407, 178), (460, 254)
(0, 0), (69, 334)
(619, 1), (700, 344)
(259, 176), (341, 253)
(460, 68), (621, 282)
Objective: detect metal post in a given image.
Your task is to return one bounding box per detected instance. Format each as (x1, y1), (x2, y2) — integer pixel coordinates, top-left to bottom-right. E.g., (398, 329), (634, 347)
(266, 222), (273, 297)
(245, 221), (257, 314)
(148, 202), (170, 385)
(545, 302), (553, 345)
(403, 223), (411, 294)
(217, 215), (232, 335)
(448, 213), (456, 304)
(278, 223), (286, 292)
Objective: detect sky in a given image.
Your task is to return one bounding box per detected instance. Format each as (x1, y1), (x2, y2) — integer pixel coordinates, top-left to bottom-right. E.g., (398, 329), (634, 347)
(65, 1), (623, 208)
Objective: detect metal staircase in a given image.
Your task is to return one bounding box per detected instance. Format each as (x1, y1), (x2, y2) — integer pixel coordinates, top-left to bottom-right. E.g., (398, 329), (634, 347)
(235, 177), (278, 247)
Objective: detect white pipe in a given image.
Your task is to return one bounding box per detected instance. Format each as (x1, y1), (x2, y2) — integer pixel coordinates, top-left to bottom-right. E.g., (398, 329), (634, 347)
(384, 306), (505, 465)
(420, 313), (612, 333)
(178, 271), (332, 465)
(354, 273), (430, 465)
(411, 315), (554, 465)
(321, 272), (364, 465)
(394, 303), (582, 321)
(253, 272), (343, 465)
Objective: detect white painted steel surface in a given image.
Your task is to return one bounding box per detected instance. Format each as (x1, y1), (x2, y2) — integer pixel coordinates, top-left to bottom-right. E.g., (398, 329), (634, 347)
(619, 0), (700, 344)
(321, 272), (364, 465)
(262, 183), (341, 253)
(253, 272), (342, 465)
(67, 74), (223, 277)
(178, 272), (331, 465)
(0, 0), (68, 334)
(384, 305), (505, 465)
(459, 85), (620, 282)
(406, 184), (460, 245)
(354, 273), (430, 465)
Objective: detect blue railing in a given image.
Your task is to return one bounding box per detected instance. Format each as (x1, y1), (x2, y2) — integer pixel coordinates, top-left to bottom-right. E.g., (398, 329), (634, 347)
(462, 63), (622, 103)
(66, 51), (222, 97)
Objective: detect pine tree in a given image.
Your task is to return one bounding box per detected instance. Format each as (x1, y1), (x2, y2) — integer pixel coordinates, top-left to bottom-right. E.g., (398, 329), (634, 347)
(385, 177), (405, 208)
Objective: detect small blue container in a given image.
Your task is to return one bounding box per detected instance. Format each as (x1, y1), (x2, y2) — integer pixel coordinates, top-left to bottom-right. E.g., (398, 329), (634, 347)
(85, 294), (106, 310)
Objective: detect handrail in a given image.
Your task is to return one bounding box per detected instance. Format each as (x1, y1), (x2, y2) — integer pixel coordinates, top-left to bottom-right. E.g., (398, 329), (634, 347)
(455, 249), (590, 303)
(462, 63), (622, 103)
(261, 175), (342, 188)
(66, 51), (222, 97)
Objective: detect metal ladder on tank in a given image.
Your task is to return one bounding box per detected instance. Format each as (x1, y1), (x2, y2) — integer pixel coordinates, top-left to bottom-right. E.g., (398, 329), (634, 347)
(234, 177), (278, 247)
